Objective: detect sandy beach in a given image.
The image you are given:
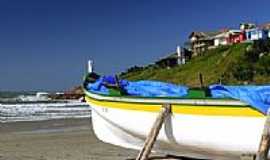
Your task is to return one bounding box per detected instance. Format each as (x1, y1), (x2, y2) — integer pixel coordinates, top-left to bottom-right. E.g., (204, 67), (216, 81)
(0, 118), (138, 160)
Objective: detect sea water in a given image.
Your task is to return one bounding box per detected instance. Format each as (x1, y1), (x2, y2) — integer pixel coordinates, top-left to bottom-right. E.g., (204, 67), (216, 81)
(0, 95), (91, 123)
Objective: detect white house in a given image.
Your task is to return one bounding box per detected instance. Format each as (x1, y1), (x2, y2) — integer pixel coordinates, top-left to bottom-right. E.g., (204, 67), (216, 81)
(214, 32), (229, 46)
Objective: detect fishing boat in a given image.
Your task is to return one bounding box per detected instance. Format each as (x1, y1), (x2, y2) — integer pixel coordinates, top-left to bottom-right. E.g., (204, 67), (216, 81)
(83, 73), (269, 160)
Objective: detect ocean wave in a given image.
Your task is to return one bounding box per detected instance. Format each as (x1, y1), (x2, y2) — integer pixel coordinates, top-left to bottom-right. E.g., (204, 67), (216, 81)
(0, 101), (91, 123)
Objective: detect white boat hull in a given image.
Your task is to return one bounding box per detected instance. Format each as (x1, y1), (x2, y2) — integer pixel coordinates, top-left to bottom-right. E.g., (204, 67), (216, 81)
(89, 102), (266, 160)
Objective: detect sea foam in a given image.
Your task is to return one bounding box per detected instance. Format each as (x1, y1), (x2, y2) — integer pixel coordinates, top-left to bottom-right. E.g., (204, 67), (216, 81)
(0, 101), (91, 123)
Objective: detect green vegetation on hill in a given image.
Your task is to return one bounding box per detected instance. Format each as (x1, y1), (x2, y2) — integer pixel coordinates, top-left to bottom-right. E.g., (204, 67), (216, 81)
(120, 40), (270, 87)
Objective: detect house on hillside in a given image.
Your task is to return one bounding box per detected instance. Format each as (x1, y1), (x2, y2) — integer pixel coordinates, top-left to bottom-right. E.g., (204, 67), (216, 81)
(214, 23), (256, 45)
(260, 23), (270, 38)
(240, 23), (256, 30)
(189, 31), (222, 56)
(155, 53), (178, 68)
(239, 23), (269, 41)
(245, 28), (268, 41)
(214, 30), (230, 46)
(213, 29), (247, 46)
(227, 30), (246, 44)
(188, 23), (268, 56)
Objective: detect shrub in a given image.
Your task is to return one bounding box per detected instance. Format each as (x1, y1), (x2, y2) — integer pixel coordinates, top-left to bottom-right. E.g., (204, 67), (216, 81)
(256, 54), (270, 75)
(231, 60), (254, 81)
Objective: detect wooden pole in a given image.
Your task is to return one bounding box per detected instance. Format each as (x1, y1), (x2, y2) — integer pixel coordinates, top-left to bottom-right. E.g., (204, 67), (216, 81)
(115, 75), (120, 89)
(199, 73), (204, 89)
(256, 114), (270, 160)
(136, 104), (171, 160)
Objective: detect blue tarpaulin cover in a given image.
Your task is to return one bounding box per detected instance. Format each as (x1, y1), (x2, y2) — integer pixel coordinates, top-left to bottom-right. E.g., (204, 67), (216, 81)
(86, 76), (270, 114)
(209, 84), (270, 114)
(87, 76), (188, 97)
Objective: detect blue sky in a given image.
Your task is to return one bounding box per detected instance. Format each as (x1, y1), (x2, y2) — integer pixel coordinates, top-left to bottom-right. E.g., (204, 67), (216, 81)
(0, 0), (269, 91)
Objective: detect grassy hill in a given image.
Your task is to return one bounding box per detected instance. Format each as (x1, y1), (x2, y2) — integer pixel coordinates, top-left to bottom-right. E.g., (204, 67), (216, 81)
(120, 40), (270, 87)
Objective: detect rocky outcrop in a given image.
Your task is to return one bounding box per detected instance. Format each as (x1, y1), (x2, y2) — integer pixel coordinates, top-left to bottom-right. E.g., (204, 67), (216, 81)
(50, 86), (84, 100)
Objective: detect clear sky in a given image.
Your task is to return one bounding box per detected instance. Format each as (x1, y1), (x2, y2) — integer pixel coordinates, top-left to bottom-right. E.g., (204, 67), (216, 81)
(0, 0), (269, 91)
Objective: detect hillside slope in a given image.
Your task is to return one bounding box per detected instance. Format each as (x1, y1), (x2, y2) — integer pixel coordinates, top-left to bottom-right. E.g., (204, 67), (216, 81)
(121, 41), (270, 87)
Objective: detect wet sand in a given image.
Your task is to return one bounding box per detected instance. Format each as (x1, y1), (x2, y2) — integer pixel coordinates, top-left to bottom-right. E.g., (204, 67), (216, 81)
(0, 118), (138, 160)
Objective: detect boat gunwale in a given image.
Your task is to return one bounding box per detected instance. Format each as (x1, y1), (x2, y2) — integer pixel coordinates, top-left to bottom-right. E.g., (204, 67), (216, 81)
(84, 88), (266, 116)
(83, 88), (248, 106)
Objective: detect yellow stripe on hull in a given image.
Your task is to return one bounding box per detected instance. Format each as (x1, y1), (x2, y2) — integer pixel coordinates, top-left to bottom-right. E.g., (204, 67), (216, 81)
(85, 96), (264, 117)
